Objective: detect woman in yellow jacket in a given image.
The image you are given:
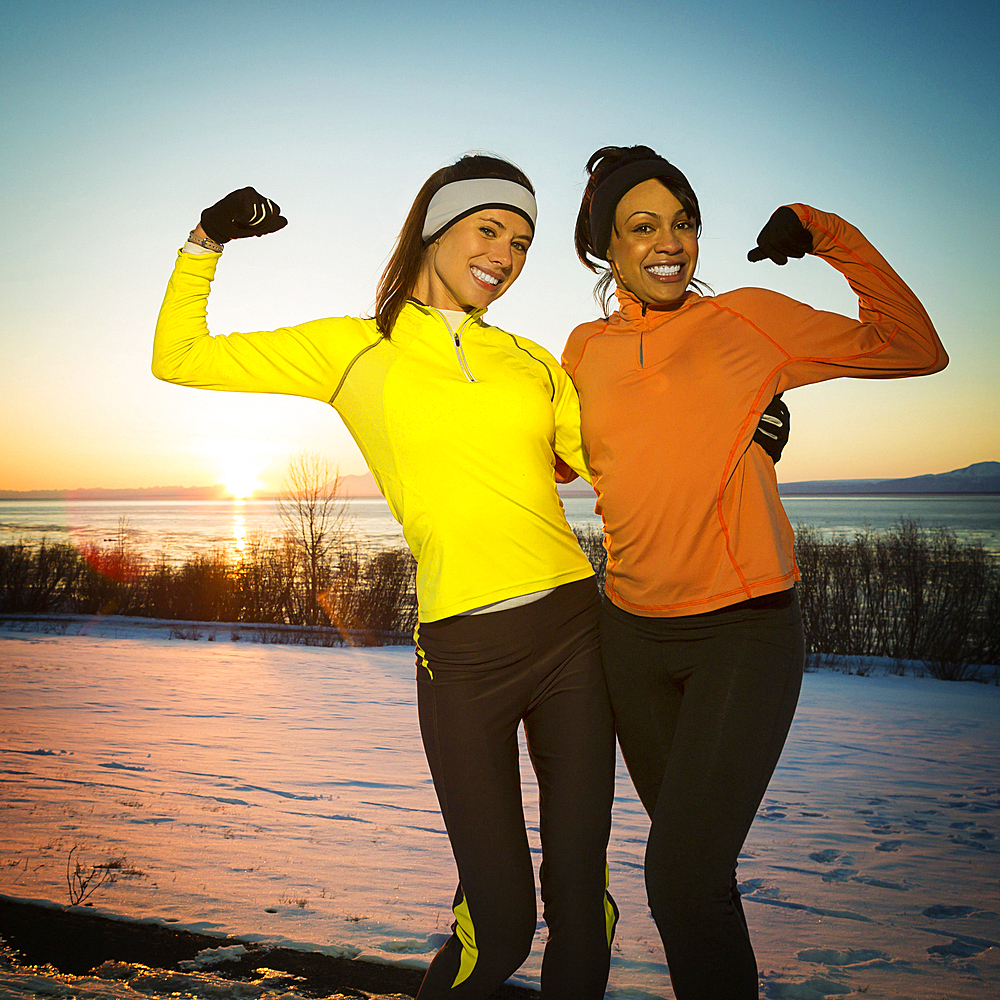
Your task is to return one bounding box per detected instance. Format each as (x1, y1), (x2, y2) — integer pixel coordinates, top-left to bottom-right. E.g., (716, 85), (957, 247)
(563, 145), (947, 1000)
(153, 155), (617, 1000)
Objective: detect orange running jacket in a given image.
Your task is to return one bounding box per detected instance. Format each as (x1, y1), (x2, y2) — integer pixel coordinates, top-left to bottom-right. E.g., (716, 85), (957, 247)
(561, 204), (948, 617)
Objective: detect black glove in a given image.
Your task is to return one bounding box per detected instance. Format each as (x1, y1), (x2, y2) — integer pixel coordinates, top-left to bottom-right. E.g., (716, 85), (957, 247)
(200, 187), (287, 244)
(747, 206), (812, 265)
(753, 393), (790, 464)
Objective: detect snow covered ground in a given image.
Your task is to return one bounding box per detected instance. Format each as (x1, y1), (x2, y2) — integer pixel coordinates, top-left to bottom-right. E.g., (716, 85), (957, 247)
(0, 617), (997, 999)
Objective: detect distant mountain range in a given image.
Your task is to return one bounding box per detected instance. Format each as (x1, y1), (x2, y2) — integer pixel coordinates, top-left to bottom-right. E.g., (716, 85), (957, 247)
(2, 462), (998, 501)
(776, 461), (1000, 495)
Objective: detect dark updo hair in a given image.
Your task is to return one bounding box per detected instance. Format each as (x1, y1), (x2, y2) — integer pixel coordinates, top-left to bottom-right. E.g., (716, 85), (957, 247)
(575, 145), (705, 316)
(375, 153), (534, 338)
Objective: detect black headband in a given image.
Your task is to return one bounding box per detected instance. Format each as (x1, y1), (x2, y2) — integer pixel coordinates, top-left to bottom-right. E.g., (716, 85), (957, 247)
(588, 157), (696, 261)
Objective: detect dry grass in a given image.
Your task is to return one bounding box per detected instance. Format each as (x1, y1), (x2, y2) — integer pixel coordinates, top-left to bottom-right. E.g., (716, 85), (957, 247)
(2, 519), (997, 673)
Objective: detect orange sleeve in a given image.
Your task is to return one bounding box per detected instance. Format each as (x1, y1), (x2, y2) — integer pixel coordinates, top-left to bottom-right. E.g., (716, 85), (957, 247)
(736, 205), (948, 392)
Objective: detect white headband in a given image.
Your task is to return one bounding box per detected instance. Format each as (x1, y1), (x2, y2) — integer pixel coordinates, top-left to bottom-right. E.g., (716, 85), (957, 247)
(422, 178), (537, 242)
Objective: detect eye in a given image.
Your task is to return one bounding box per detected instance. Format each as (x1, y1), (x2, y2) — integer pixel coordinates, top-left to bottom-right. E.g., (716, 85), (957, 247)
(479, 226), (497, 238)
(512, 241), (529, 254)
(675, 219), (694, 231)
(631, 223), (654, 235)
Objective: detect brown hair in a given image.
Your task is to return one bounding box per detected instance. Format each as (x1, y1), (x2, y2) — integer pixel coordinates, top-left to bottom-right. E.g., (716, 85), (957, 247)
(575, 145), (706, 317)
(374, 154), (534, 338)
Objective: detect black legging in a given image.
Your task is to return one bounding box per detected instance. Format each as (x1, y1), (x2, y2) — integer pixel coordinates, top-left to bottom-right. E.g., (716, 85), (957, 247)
(601, 589), (805, 1000)
(415, 577), (618, 1000)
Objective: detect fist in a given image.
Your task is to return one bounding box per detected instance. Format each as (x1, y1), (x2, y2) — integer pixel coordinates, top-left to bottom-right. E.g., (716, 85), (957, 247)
(200, 187), (287, 244)
(747, 206), (812, 265)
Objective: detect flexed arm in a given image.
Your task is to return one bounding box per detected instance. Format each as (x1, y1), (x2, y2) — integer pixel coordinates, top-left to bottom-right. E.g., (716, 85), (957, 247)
(741, 204), (948, 388)
(153, 188), (367, 401)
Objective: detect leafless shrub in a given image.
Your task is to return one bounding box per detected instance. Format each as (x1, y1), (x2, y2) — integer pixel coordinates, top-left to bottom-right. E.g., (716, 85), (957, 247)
(795, 519), (998, 679)
(573, 526), (607, 593)
(278, 452), (352, 626)
(66, 847), (143, 905)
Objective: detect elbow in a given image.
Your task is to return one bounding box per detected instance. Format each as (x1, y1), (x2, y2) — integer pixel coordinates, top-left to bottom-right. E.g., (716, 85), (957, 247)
(150, 353), (176, 383)
(922, 341), (949, 376)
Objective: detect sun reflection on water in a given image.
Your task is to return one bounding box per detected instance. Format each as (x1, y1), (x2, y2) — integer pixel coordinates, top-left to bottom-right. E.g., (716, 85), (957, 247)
(232, 501), (248, 556)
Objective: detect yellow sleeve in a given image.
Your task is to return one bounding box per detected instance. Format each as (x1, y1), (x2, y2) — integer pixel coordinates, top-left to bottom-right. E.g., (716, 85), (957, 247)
(152, 249), (375, 400)
(549, 349), (592, 484)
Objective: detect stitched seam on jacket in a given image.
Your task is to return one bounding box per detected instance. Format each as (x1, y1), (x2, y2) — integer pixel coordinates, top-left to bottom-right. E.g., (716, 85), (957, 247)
(569, 322), (610, 379)
(328, 339), (383, 405)
(504, 333), (555, 400)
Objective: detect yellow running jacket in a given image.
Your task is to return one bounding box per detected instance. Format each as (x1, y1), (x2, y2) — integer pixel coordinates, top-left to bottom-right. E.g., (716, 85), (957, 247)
(153, 250), (594, 622)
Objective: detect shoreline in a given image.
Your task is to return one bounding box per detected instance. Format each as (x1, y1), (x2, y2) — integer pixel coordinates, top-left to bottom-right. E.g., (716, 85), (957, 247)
(0, 894), (537, 999)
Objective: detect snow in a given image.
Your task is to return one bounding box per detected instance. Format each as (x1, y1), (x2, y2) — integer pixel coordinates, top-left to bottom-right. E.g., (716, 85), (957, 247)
(1, 617), (998, 999)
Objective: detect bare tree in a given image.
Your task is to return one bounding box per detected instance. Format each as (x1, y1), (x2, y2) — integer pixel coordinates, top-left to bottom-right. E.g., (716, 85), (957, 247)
(277, 452), (352, 625)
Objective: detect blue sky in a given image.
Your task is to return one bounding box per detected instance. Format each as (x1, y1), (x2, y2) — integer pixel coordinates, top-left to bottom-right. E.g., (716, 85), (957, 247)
(2, 0), (997, 491)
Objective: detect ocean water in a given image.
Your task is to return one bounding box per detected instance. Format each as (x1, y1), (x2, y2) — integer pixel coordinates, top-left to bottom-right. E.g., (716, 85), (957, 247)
(0, 494), (998, 564)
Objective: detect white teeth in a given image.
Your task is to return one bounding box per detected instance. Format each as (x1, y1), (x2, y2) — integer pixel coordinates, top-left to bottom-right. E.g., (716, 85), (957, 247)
(471, 266), (500, 286)
(646, 263), (682, 277)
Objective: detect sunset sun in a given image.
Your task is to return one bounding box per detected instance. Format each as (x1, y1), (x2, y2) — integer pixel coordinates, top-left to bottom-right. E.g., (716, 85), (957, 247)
(222, 468), (260, 500)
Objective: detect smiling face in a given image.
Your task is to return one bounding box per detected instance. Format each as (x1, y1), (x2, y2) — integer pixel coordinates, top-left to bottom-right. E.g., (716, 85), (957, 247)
(606, 178), (699, 309)
(413, 209), (532, 312)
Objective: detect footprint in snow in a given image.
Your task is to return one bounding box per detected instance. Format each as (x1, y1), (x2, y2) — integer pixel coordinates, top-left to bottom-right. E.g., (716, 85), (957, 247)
(808, 849), (839, 863)
(949, 833), (999, 853)
(850, 874), (909, 890)
(923, 904), (977, 918)
(758, 805), (787, 820)
(820, 867), (857, 883)
(797, 947), (888, 966)
(808, 850), (853, 865)
(875, 840), (903, 852)
(761, 974), (852, 998)
(927, 939), (988, 958)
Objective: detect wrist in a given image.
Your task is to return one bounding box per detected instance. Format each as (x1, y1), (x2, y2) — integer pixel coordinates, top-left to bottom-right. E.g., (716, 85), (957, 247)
(186, 227), (224, 253)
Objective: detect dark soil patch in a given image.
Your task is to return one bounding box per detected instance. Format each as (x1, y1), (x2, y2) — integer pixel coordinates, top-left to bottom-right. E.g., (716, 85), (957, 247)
(0, 894), (536, 998)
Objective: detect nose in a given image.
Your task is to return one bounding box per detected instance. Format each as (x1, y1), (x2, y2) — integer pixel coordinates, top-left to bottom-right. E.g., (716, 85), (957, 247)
(654, 229), (683, 255)
(489, 240), (513, 270)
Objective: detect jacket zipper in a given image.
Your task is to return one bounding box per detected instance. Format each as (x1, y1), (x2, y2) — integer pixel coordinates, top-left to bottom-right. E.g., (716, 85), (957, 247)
(429, 307), (478, 383)
(452, 325), (478, 383)
(639, 300), (648, 368)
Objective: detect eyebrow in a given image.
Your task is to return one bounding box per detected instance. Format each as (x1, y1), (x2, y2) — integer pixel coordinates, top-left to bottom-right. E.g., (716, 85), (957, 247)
(480, 215), (533, 241)
(623, 210), (660, 223)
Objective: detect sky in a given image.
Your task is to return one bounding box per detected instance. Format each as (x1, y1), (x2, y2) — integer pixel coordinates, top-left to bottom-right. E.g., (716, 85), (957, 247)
(2, 0), (998, 493)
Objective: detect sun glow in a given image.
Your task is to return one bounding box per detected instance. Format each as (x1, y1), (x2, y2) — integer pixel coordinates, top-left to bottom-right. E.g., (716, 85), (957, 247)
(223, 472), (259, 500)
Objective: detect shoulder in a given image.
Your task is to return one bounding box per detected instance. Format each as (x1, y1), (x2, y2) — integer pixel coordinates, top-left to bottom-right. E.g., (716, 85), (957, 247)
(706, 287), (804, 320)
(561, 317), (608, 373)
(479, 321), (559, 367)
(291, 314), (380, 344)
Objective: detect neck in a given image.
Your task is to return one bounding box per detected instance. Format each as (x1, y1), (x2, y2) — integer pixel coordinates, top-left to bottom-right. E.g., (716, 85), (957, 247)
(412, 264), (474, 314)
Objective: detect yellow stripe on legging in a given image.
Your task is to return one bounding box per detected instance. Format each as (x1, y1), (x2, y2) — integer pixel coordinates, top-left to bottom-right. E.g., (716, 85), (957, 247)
(452, 890), (479, 987)
(604, 864), (619, 947)
(413, 623), (433, 679)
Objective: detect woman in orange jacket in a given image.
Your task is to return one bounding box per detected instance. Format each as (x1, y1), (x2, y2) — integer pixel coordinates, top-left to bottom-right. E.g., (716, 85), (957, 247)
(563, 145), (947, 1000)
